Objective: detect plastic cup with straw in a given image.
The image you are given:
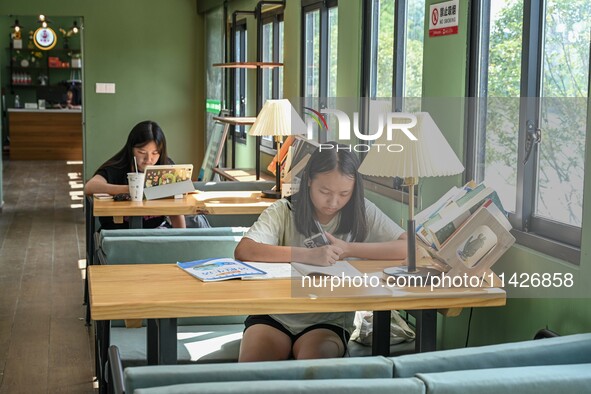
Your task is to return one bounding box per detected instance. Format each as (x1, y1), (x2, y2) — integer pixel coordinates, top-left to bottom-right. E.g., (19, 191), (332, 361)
(128, 156), (145, 201)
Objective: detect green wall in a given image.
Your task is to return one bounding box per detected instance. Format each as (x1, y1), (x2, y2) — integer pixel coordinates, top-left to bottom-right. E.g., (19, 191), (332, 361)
(0, 0), (204, 181)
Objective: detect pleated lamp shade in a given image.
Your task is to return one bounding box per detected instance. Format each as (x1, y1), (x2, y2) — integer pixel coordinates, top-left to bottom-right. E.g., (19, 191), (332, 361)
(249, 99), (306, 137)
(358, 112), (464, 178)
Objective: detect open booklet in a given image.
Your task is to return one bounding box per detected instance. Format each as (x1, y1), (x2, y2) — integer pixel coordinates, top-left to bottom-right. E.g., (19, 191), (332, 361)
(178, 259), (364, 282)
(177, 258), (266, 282)
(244, 261), (363, 280)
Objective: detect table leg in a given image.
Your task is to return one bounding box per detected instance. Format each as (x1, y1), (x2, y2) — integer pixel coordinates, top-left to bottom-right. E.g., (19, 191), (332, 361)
(147, 318), (177, 365)
(129, 216), (143, 229)
(412, 309), (437, 352)
(372, 310), (391, 356)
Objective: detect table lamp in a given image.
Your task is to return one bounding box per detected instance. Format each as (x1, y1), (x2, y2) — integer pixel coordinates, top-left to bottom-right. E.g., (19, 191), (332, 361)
(358, 112), (464, 279)
(249, 99), (305, 198)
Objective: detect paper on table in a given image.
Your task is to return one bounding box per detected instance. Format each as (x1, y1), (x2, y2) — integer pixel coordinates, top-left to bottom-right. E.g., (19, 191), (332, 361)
(241, 262), (294, 280)
(291, 261), (363, 277)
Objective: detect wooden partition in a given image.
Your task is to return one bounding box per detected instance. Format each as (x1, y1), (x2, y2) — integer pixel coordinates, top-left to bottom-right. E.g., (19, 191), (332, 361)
(8, 109), (82, 160)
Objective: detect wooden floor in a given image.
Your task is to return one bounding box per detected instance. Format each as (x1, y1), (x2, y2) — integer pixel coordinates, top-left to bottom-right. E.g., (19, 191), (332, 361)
(0, 160), (96, 393)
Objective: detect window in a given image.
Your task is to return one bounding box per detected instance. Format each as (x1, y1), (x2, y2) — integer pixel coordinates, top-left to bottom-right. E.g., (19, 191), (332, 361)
(467, 0), (590, 262)
(360, 0), (425, 197)
(232, 20), (247, 140)
(261, 10), (284, 149)
(302, 0), (338, 142)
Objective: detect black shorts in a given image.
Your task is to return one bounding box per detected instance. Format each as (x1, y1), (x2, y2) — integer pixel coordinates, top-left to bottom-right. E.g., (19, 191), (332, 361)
(244, 314), (351, 356)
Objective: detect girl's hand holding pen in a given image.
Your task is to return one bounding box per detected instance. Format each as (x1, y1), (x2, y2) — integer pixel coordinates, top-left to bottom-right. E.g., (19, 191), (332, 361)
(306, 244), (343, 266)
(325, 233), (350, 259)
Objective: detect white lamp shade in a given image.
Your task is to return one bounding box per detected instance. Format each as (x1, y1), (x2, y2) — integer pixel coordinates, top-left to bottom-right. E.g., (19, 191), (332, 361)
(358, 112), (464, 178)
(249, 99), (307, 137)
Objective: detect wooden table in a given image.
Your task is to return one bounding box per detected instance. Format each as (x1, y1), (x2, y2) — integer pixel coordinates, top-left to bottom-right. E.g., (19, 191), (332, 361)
(84, 191), (274, 325)
(92, 191), (275, 228)
(214, 167), (275, 182)
(89, 261), (505, 368)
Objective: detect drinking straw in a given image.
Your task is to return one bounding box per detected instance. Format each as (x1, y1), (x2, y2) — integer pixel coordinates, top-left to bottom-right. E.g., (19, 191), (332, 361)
(134, 157), (139, 174)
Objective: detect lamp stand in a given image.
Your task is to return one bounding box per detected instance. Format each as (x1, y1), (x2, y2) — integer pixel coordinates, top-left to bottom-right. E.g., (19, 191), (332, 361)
(262, 135), (282, 199)
(384, 177), (441, 283)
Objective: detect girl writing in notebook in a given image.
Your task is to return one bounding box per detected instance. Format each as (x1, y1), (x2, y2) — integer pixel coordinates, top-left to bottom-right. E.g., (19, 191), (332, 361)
(234, 141), (407, 361)
(84, 120), (186, 229)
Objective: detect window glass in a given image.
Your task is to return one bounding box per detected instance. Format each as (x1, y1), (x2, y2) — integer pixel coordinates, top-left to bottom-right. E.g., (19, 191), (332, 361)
(327, 7), (338, 98)
(479, 0), (523, 212)
(535, 1), (589, 226)
(304, 9), (320, 98)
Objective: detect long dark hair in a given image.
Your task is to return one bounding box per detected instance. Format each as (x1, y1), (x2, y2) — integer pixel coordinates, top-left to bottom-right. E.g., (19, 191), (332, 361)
(292, 142), (368, 242)
(95, 120), (169, 174)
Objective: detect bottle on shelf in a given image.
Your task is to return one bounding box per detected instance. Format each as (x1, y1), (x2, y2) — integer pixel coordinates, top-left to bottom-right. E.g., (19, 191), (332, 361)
(14, 95), (20, 108)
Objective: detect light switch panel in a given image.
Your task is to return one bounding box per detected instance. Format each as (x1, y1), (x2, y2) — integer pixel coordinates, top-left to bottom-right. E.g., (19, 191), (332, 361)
(96, 83), (116, 94)
(105, 83), (116, 94)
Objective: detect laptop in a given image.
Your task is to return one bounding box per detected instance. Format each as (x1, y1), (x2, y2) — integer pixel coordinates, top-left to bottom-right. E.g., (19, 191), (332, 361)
(143, 164), (195, 200)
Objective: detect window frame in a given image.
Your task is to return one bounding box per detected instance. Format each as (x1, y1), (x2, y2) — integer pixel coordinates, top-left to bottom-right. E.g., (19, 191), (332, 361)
(231, 19), (248, 143)
(301, 0), (338, 145)
(360, 0), (418, 201)
(465, 0), (588, 263)
(260, 10), (284, 151)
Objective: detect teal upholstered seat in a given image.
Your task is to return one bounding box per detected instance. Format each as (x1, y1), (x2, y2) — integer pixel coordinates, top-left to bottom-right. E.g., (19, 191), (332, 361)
(134, 378), (426, 394)
(108, 334), (591, 394)
(390, 332), (591, 377)
(124, 356), (395, 393)
(416, 363), (591, 394)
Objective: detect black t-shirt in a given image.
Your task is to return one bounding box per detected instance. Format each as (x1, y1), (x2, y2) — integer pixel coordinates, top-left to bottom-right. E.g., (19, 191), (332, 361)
(95, 159), (174, 230)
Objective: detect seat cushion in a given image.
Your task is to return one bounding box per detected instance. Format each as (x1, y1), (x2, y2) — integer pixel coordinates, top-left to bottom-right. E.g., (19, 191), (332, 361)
(347, 339), (415, 357)
(98, 235), (241, 265)
(125, 356), (396, 393)
(416, 363), (591, 394)
(134, 378), (426, 394)
(112, 324), (245, 367)
(391, 333), (591, 377)
(99, 227), (248, 240)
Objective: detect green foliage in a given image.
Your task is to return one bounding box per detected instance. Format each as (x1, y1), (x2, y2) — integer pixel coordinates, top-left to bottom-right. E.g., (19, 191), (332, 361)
(484, 0), (590, 225)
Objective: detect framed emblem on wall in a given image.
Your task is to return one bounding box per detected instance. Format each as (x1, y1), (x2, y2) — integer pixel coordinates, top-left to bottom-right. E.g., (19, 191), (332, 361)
(33, 27), (57, 50)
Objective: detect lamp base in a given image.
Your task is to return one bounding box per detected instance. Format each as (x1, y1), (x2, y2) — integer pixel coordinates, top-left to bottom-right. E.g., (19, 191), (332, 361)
(261, 189), (282, 199)
(383, 266), (441, 286)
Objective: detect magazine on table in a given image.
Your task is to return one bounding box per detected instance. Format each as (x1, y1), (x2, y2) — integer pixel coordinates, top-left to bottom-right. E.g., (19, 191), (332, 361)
(419, 199), (515, 279)
(177, 257), (266, 282)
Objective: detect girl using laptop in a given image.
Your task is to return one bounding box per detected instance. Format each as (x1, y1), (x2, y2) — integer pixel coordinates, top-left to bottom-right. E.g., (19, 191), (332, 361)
(234, 142), (407, 361)
(84, 120), (186, 229)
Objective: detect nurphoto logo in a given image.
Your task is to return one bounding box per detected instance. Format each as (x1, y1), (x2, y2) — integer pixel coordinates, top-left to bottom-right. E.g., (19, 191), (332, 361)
(303, 108), (418, 153)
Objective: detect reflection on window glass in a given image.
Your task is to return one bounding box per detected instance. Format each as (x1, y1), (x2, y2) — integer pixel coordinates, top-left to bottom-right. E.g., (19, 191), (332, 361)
(327, 7), (338, 98)
(262, 22), (273, 105)
(372, 0), (395, 98)
(234, 24), (247, 137)
(304, 10), (320, 98)
(536, 1), (589, 226)
(481, 0), (523, 213)
(404, 0), (424, 99)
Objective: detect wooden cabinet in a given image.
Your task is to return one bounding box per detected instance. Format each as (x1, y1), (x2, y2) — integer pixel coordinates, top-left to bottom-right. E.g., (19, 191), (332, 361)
(8, 109), (82, 160)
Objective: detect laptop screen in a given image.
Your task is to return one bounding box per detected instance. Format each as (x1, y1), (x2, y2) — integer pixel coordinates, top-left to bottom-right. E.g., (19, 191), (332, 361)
(144, 165), (194, 188)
